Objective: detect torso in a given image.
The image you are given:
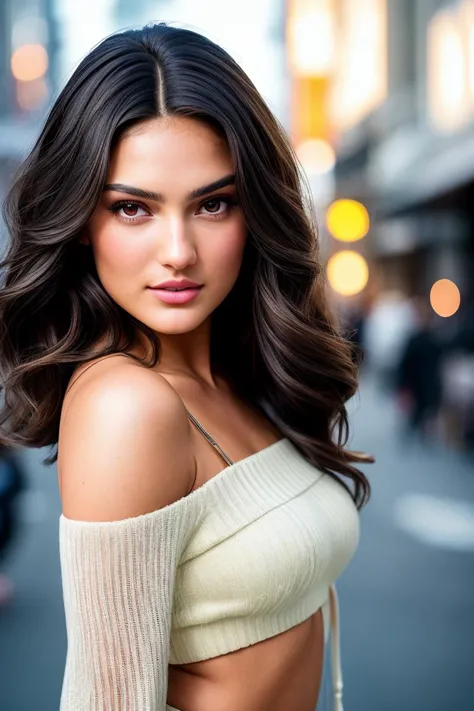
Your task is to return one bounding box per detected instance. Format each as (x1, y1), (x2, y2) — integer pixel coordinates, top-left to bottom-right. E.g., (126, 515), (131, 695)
(161, 372), (327, 711)
(63, 355), (328, 711)
(167, 611), (325, 711)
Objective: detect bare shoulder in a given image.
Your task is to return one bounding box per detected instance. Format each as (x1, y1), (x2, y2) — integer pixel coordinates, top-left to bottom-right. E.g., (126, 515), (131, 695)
(58, 354), (194, 522)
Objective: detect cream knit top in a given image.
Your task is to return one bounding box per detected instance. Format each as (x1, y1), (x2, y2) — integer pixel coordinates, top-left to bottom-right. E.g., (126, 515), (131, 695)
(59, 429), (360, 711)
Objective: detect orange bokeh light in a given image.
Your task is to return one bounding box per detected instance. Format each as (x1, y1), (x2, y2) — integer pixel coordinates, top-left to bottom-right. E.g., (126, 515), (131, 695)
(11, 44), (48, 82)
(430, 279), (461, 317)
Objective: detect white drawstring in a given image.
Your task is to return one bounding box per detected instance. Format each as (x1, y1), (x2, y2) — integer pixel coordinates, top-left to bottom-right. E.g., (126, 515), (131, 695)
(329, 584), (344, 711)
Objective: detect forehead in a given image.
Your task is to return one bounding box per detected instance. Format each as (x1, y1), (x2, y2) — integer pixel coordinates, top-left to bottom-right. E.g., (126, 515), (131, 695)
(108, 117), (234, 191)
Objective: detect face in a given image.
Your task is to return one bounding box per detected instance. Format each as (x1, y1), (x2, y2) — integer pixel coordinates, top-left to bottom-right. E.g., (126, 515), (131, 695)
(84, 116), (247, 336)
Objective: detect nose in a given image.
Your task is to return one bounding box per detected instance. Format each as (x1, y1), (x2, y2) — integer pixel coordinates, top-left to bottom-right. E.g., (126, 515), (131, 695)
(159, 215), (197, 270)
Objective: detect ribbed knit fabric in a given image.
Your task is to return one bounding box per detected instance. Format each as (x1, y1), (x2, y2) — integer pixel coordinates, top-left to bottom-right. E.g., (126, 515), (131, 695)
(59, 438), (360, 711)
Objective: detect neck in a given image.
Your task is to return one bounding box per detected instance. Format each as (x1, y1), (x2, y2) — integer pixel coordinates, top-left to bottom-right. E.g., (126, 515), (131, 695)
(140, 318), (218, 386)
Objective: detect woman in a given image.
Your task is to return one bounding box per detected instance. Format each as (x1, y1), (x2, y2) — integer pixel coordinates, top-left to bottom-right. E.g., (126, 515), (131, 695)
(0, 23), (371, 711)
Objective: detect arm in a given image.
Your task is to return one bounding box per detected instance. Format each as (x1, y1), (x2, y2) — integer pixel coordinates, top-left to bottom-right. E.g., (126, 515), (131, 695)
(58, 362), (195, 711)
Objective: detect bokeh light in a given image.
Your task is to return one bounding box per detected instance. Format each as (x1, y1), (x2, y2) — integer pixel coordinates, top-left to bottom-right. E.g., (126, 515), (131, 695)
(326, 250), (369, 296)
(430, 279), (461, 317)
(16, 77), (48, 111)
(11, 44), (48, 82)
(296, 139), (335, 174)
(326, 199), (370, 242)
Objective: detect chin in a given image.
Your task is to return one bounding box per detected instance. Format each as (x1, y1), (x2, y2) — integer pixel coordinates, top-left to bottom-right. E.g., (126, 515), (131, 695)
(143, 309), (211, 336)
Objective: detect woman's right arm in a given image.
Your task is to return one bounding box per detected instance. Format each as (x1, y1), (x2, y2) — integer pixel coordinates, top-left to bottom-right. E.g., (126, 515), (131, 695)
(58, 362), (195, 711)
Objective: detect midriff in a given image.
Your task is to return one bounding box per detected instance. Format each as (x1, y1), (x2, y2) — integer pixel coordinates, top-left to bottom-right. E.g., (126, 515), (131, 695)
(167, 607), (325, 711)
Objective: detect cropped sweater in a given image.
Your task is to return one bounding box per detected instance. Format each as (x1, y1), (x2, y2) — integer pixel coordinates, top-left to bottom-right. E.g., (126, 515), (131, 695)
(58, 421), (360, 711)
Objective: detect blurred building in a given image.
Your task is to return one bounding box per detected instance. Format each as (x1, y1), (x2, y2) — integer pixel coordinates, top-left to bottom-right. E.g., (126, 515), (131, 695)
(0, 0), (59, 209)
(329, 0), (474, 310)
(284, 0), (474, 329)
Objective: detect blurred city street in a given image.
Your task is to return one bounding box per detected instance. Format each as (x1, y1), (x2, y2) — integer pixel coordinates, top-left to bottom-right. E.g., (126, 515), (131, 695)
(1, 1), (474, 710)
(0, 376), (473, 711)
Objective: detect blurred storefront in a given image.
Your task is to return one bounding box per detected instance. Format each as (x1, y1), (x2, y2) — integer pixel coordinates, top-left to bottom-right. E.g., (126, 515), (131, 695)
(284, 1), (474, 446)
(327, 0), (474, 309)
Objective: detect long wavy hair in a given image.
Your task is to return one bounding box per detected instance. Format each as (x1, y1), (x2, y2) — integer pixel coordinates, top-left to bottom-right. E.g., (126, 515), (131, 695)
(0, 23), (371, 507)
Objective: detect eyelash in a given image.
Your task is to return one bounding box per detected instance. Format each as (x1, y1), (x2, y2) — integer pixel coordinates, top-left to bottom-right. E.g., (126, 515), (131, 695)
(108, 196), (238, 224)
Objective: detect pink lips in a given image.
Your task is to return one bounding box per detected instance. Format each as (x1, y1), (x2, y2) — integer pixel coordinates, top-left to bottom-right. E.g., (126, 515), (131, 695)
(147, 279), (203, 305)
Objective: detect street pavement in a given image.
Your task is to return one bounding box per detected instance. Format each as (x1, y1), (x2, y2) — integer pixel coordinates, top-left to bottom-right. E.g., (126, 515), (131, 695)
(0, 377), (473, 711)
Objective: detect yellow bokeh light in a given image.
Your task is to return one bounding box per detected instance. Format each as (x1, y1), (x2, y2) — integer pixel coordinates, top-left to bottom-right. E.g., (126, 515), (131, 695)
(430, 279), (461, 317)
(327, 250), (369, 296)
(11, 44), (48, 82)
(326, 199), (370, 242)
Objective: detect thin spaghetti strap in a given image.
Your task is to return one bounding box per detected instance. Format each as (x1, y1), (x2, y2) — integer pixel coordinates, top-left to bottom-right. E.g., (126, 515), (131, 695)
(65, 359), (234, 468)
(185, 408), (235, 467)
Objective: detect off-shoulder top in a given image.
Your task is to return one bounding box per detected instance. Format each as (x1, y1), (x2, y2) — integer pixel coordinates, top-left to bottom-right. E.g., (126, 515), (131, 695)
(59, 409), (360, 711)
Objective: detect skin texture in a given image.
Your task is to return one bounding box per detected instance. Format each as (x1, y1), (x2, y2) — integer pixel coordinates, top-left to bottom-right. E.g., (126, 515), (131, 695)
(83, 116), (247, 368)
(58, 116), (325, 711)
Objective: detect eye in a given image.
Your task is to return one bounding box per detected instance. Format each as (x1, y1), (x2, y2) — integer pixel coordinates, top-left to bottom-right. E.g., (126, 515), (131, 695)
(198, 197), (236, 218)
(109, 200), (149, 222)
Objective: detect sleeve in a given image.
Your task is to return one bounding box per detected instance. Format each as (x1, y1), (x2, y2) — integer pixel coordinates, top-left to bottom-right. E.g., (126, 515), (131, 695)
(58, 504), (189, 711)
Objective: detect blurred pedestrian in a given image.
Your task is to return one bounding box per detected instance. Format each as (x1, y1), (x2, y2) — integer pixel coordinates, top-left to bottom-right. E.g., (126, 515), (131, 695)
(344, 284), (379, 369)
(363, 289), (417, 392)
(442, 302), (474, 449)
(396, 297), (443, 439)
(0, 448), (26, 604)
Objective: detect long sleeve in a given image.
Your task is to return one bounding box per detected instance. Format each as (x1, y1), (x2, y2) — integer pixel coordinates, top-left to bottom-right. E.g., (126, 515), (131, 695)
(58, 504), (191, 711)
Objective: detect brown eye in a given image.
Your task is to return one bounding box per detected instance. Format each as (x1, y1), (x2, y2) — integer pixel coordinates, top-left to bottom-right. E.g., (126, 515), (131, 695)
(203, 198), (221, 213)
(109, 200), (149, 222)
(123, 202), (139, 216)
(198, 197), (237, 218)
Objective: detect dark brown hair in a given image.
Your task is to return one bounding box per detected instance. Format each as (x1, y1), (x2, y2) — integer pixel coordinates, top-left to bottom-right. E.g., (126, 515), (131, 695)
(0, 23), (371, 507)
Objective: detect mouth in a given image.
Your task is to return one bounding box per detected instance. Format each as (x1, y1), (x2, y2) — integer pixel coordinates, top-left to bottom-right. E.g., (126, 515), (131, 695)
(156, 287), (197, 291)
(147, 285), (203, 304)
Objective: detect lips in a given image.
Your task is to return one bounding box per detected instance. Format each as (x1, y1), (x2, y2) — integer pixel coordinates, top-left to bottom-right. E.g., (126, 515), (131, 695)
(160, 287), (191, 291)
(150, 279), (202, 290)
(148, 284), (203, 305)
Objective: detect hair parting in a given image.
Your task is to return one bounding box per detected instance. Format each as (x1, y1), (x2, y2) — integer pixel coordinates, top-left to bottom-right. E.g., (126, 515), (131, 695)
(0, 22), (371, 506)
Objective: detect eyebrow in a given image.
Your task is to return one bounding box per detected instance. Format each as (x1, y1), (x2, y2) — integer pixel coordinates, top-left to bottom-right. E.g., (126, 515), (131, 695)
(103, 174), (236, 202)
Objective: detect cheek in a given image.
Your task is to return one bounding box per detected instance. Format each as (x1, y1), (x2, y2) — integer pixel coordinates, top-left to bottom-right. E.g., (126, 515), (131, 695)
(204, 222), (247, 279)
(92, 228), (150, 279)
